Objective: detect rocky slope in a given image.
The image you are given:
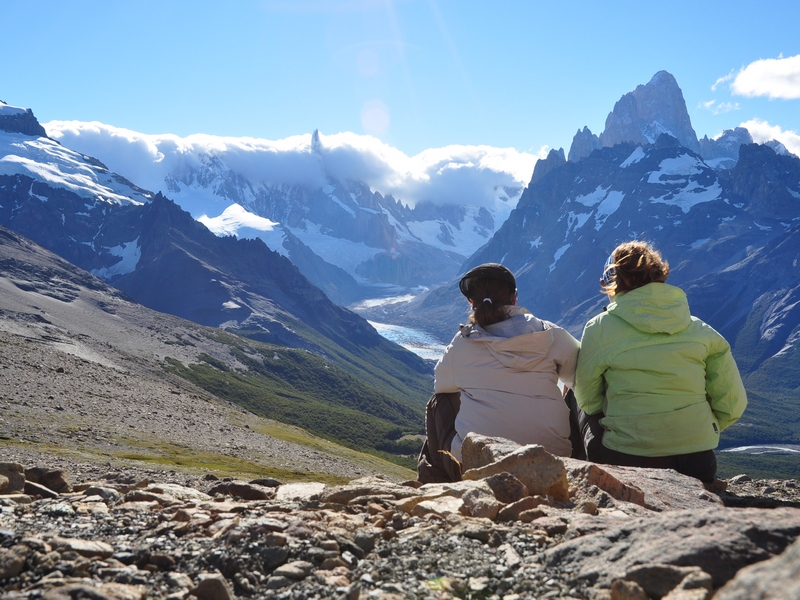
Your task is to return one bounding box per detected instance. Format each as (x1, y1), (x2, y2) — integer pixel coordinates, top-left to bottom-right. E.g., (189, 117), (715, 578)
(2, 435), (799, 600)
(0, 223), (417, 481)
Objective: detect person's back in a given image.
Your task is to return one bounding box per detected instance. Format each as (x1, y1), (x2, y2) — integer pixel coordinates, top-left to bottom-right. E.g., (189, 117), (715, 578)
(573, 241), (747, 482)
(434, 263), (579, 460)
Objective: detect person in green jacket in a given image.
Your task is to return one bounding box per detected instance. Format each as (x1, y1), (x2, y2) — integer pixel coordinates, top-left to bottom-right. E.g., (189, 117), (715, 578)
(573, 241), (747, 482)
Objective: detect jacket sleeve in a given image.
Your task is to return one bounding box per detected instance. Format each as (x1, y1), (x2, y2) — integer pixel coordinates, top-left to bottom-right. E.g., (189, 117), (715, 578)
(551, 327), (581, 389)
(573, 317), (606, 416)
(433, 334), (461, 393)
(705, 337), (748, 431)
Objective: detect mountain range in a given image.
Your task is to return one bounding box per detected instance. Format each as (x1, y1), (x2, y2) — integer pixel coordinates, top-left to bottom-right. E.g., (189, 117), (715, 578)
(3, 69), (800, 459)
(374, 72), (799, 452)
(43, 124), (529, 305)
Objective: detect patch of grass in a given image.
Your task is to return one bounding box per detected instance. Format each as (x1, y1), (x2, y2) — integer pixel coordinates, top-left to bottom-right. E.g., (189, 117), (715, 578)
(106, 436), (349, 484)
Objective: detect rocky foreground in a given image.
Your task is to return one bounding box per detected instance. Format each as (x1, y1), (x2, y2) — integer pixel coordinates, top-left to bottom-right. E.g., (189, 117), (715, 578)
(2, 435), (800, 600)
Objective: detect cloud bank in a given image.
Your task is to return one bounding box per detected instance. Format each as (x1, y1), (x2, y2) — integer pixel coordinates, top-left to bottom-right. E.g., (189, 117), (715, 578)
(731, 54), (800, 100)
(45, 121), (540, 210)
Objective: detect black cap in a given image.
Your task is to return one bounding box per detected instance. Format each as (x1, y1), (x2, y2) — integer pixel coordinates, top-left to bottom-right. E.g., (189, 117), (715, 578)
(458, 263), (517, 297)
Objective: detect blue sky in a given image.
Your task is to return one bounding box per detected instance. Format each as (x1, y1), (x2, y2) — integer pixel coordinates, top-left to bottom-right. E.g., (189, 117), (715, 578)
(2, 0), (800, 157)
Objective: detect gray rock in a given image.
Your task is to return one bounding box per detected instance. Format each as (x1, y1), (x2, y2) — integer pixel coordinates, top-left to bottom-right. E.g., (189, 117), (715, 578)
(564, 459), (723, 513)
(544, 506), (800, 591)
(83, 486), (123, 504)
(713, 536), (800, 599)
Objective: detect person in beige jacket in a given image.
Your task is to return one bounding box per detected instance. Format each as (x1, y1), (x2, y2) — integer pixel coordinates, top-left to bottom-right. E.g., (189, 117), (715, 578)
(434, 263), (580, 461)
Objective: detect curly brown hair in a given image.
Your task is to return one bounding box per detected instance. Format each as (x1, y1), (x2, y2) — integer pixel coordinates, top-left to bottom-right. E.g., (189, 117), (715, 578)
(601, 241), (670, 297)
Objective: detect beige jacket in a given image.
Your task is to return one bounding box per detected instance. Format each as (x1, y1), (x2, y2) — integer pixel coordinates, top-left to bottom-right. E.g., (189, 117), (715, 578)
(434, 306), (580, 460)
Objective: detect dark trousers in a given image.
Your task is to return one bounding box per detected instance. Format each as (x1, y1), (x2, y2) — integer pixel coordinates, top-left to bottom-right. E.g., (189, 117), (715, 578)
(568, 393), (717, 483)
(417, 393), (462, 483)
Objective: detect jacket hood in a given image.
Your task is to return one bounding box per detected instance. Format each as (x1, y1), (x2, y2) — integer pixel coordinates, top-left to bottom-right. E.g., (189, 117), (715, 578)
(459, 306), (556, 371)
(607, 282), (691, 335)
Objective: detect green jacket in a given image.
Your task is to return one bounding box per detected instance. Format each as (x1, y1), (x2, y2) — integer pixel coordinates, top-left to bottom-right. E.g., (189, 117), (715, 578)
(574, 282), (747, 457)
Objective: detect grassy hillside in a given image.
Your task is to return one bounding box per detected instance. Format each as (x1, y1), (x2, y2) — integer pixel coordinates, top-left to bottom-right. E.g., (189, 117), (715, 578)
(716, 451), (800, 480)
(165, 334), (428, 467)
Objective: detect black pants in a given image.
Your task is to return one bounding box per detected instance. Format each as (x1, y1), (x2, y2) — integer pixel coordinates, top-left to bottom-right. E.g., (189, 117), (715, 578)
(417, 393), (462, 483)
(568, 393), (717, 483)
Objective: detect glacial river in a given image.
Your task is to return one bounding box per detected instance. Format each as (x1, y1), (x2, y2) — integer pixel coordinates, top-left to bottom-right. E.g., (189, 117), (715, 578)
(353, 289), (447, 362)
(720, 445), (800, 455)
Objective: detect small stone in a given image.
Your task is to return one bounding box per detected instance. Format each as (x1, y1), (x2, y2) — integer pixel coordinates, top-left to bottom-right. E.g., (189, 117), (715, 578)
(192, 573), (236, 600)
(265, 575), (294, 589)
(166, 572), (194, 589)
(0, 545), (28, 579)
(460, 434), (522, 471)
(51, 537), (114, 559)
(728, 474), (752, 484)
(610, 579), (648, 600)
(485, 472), (529, 503)
(273, 560), (314, 580)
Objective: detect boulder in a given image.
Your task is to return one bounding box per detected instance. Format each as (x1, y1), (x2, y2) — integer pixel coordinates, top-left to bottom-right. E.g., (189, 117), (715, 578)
(207, 480), (276, 501)
(0, 463), (25, 494)
(396, 480), (500, 519)
(563, 459), (723, 513)
(544, 506), (800, 593)
(24, 480), (59, 499)
(713, 536), (800, 599)
(276, 482), (327, 503)
(24, 467), (72, 494)
(460, 434), (522, 471)
(462, 445), (569, 502)
(320, 476), (420, 505)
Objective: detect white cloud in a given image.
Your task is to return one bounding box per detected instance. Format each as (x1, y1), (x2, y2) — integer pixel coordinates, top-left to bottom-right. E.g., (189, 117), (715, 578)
(44, 121), (539, 209)
(740, 118), (800, 157)
(711, 70), (735, 92)
(700, 100), (740, 115)
(731, 54), (800, 100)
